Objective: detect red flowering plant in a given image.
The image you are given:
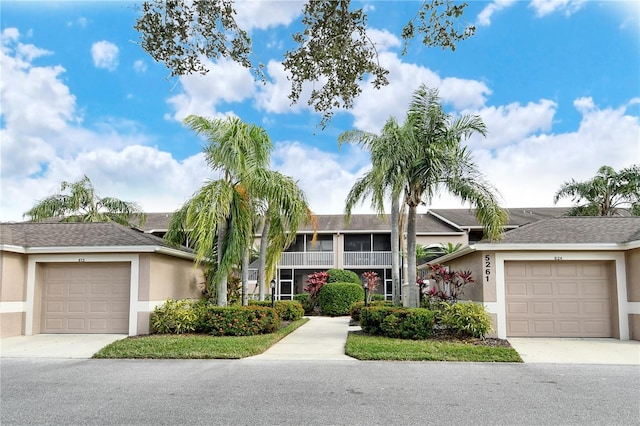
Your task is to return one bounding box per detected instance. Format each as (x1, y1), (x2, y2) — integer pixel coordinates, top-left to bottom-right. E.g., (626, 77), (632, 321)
(303, 271), (329, 308)
(362, 271), (380, 304)
(422, 263), (476, 303)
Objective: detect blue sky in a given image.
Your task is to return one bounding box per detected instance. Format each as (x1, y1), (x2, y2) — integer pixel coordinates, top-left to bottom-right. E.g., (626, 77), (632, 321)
(1, 1), (639, 221)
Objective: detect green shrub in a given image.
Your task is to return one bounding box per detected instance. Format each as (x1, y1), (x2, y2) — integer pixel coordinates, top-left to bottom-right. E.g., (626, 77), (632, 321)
(380, 309), (436, 340)
(150, 298), (208, 334)
(293, 293), (315, 315)
(203, 306), (280, 336)
(349, 300), (393, 322)
(360, 306), (405, 335)
(249, 300), (304, 321)
(327, 269), (361, 284)
(440, 302), (493, 338)
(318, 282), (364, 316)
(371, 293), (386, 302)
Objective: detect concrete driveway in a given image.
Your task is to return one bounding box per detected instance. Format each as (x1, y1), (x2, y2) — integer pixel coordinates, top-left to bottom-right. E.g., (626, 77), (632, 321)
(508, 338), (640, 364)
(0, 334), (127, 359)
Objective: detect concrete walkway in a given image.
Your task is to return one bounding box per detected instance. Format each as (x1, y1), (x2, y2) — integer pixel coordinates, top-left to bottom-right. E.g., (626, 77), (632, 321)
(247, 316), (358, 361)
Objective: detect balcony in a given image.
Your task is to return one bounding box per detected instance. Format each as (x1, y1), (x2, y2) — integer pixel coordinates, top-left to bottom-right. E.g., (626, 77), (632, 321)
(343, 251), (392, 268)
(279, 252), (334, 267)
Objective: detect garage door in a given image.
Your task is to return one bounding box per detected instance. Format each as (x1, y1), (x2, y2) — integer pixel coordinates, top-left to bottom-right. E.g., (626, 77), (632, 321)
(41, 263), (130, 333)
(505, 261), (611, 337)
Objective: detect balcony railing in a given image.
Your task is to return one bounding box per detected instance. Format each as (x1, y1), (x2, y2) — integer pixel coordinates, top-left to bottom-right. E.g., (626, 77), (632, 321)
(343, 251), (392, 267)
(279, 251), (334, 267)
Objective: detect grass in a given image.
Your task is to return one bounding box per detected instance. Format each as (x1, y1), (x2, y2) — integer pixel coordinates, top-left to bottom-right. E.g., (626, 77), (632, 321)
(345, 332), (523, 362)
(93, 318), (309, 359)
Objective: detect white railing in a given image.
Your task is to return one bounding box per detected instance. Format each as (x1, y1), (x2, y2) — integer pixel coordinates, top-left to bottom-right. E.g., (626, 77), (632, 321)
(279, 251), (334, 267)
(343, 251), (392, 267)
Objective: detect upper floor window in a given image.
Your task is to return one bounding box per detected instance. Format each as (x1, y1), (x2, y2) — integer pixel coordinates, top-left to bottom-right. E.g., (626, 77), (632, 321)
(373, 234), (391, 251)
(344, 234), (371, 252)
(307, 234), (333, 252)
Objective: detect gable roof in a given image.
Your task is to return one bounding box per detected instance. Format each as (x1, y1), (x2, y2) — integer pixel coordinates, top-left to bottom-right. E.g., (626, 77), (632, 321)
(429, 207), (568, 229)
(0, 222), (194, 258)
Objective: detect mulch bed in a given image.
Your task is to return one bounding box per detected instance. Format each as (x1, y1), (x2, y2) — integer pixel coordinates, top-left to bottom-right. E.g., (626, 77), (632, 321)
(349, 328), (512, 348)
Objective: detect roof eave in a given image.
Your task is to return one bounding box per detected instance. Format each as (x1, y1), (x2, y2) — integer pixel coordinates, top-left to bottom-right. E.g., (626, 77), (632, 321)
(16, 245), (195, 260)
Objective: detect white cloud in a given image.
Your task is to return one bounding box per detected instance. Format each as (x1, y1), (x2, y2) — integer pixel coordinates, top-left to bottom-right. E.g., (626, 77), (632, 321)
(91, 40), (119, 71)
(234, 1), (304, 30)
(133, 60), (147, 73)
(529, 0), (586, 17)
(167, 58), (256, 121)
(477, 0), (517, 26)
(366, 28), (401, 52)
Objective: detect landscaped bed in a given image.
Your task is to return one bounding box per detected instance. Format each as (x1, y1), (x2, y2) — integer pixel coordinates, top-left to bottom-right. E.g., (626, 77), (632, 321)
(345, 330), (522, 362)
(93, 318), (309, 359)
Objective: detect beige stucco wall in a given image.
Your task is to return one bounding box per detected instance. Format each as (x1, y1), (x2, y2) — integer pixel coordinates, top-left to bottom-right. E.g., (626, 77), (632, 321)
(626, 248), (640, 302)
(0, 313), (25, 337)
(0, 251), (27, 301)
(440, 251), (489, 302)
(138, 253), (204, 301)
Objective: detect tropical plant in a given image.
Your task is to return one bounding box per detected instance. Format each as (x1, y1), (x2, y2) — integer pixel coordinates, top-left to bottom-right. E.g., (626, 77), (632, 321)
(164, 115), (313, 306)
(553, 164), (640, 216)
(303, 271), (329, 310)
(342, 85), (507, 307)
(362, 271), (380, 304)
(135, 0), (476, 127)
(23, 175), (146, 226)
(420, 263), (476, 302)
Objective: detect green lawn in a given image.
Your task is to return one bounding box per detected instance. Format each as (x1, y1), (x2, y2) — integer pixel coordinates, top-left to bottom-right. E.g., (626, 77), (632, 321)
(345, 332), (523, 362)
(93, 318), (309, 359)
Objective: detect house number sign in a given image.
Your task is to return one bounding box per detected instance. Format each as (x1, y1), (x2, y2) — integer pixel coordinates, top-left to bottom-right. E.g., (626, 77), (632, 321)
(484, 254), (491, 282)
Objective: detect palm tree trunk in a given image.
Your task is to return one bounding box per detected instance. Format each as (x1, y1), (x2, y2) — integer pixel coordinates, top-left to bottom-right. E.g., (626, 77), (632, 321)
(241, 249), (249, 306)
(257, 216), (271, 301)
(217, 221), (228, 306)
(405, 203), (419, 308)
(390, 196), (401, 306)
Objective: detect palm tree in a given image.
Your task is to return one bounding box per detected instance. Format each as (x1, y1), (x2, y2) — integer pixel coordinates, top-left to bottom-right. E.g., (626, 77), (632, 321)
(339, 117), (406, 306)
(23, 175), (146, 226)
(399, 85), (507, 306)
(553, 165), (640, 216)
(164, 115), (313, 306)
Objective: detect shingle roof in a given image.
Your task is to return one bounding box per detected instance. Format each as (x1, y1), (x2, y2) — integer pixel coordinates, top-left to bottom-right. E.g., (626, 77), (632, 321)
(135, 212), (462, 234)
(494, 217), (640, 244)
(0, 222), (191, 251)
(292, 214), (460, 233)
(430, 207), (568, 228)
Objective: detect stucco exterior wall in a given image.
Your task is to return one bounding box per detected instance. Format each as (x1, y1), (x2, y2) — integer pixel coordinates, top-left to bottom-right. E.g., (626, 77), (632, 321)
(441, 251), (487, 302)
(142, 253), (204, 301)
(626, 248), (640, 302)
(1, 251), (27, 301)
(629, 314), (640, 341)
(0, 313), (25, 337)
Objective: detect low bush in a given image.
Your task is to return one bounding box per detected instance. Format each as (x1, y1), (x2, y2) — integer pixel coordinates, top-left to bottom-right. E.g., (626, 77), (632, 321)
(440, 302), (493, 338)
(318, 282), (364, 316)
(371, 294), (386, 302)
(203, 306), (280, 336)
(360, 306), (405, 335)
(327, 269), (361, 284)
(249, 300), (305, 321)
(150, 298), (208, 334)
(380, 309), (436, 340)
(349, 300), (393, 322)
(293, 293), (315, 315)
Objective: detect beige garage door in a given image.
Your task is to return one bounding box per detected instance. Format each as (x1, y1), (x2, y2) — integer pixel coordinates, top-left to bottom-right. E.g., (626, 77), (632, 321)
(41, 263), (130, 333)
(505, 261), (612, 337)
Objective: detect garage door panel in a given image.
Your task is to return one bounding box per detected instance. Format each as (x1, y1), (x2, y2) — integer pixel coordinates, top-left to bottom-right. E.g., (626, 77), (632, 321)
(41, 263), (130, 334)
(505, 261), (611, 338)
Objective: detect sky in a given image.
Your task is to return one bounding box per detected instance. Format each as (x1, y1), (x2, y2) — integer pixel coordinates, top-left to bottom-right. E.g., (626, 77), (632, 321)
(1, 0), (639, 222)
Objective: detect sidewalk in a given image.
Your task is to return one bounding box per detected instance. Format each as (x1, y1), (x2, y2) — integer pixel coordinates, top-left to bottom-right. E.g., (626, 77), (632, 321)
(247, 316), (358, 361)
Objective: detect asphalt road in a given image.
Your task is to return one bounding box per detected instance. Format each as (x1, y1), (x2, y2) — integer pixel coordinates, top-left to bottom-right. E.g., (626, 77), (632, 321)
(1, 359), (639, 425)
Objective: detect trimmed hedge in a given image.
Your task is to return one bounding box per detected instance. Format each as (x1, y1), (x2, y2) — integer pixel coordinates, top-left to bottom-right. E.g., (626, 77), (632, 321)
(327, 269), (361, 284)
(360, 306), (435, 339)
(318, 282), (365, 316)
(293, 293), (315, 315)
(249, 300), (305, 321)
(204, 306), (280, 336)
(349, 300), (393, 322)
